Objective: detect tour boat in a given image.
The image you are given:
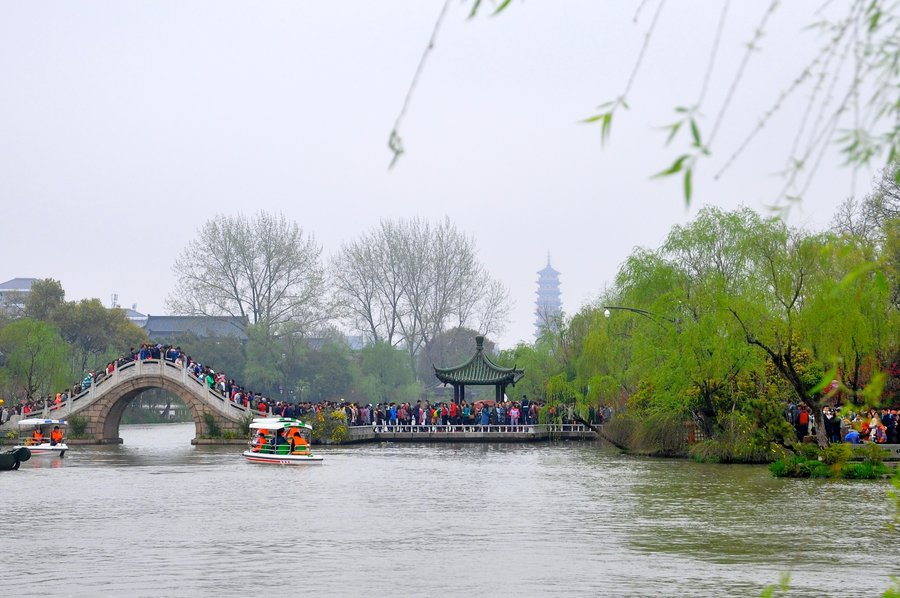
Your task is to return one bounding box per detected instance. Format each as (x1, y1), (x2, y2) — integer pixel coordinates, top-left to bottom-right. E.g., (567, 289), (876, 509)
(14, 418), (69, 458)
(242, 417), (323, 465)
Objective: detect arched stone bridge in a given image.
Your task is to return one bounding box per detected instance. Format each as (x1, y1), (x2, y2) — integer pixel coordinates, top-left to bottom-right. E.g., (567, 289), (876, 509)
(47, 359), (253, 444)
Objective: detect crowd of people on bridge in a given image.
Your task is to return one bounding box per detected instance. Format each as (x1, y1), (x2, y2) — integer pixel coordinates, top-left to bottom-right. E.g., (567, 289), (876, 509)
(257, 397), (612, 432)
(0, 343), (226, 421)
(330, 397), (609, 431)
(0, 341), (616, 436)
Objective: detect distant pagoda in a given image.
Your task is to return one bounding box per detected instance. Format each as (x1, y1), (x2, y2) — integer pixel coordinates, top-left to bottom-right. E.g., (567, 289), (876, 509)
(534, 254), (562, 338)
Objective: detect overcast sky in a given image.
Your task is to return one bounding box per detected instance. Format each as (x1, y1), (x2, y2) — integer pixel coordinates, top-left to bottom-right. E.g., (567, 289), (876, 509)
(0, 1), (878, 348)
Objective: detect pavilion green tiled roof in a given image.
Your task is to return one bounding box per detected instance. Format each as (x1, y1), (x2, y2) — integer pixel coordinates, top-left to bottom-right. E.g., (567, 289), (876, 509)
(433, 336), (524, 386)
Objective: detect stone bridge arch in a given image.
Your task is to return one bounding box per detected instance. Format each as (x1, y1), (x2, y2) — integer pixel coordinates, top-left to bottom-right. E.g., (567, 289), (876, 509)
(59, 359), (249, 444)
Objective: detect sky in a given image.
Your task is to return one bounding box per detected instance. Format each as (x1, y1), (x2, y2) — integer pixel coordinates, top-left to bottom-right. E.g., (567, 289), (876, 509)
(0, 1), (881, 349)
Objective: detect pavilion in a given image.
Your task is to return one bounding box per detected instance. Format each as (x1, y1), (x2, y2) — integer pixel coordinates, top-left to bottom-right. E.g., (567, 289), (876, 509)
(433, 335), (525, 404)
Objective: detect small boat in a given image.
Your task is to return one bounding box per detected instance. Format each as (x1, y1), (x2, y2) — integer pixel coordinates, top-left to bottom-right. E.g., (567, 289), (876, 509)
(0, 447), (31, 471)
(242, 417), (323, 465)
(14, 418), (69, 458)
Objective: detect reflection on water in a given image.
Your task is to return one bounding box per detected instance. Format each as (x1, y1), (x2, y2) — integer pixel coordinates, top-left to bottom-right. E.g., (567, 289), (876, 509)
(1, 423), (898, 597)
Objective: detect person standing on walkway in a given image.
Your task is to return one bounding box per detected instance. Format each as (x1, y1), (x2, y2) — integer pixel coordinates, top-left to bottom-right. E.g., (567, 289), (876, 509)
(796, 405), (810, 441)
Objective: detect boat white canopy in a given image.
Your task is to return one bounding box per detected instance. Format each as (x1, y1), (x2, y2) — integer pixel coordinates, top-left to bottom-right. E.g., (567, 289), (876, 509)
(18, 419), (67, 427)
(248, 417), (312, 431)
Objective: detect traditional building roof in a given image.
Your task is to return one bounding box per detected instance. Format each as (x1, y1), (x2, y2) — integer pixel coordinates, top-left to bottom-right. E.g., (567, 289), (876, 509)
(0, 278), (38, 291)
(433, 336), (524, 386)
(142, 315), (249, 341)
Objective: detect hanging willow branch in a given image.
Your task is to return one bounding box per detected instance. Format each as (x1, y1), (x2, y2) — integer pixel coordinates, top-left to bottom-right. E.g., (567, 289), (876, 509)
(387, 0), (453, 169)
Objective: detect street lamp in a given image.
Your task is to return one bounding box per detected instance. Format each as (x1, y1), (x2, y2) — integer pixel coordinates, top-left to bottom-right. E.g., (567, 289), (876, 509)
(603, 305), (678, 331)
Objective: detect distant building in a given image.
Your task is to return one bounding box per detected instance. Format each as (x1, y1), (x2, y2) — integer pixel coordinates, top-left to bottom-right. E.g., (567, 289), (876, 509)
(142, 315), (249, 342)
(307, 334), (369, 351)
(345, 334), (366, 351)
(0, 277), (38, 315)
(123, 307), (148, 327)
(534, 256), (562, 338)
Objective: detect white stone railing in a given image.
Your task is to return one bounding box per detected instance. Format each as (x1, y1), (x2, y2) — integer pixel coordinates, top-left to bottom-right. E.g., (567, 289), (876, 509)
(42, 359), (255, 423)
(353, 423), (592, 434)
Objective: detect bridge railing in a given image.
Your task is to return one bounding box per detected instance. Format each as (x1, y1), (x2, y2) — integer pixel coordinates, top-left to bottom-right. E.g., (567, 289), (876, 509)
(354, 423), (592, 434)
(41, 358), (263, 421)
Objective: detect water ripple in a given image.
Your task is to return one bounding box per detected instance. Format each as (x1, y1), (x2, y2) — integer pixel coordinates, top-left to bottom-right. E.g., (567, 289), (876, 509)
(1, 424), (897, 597)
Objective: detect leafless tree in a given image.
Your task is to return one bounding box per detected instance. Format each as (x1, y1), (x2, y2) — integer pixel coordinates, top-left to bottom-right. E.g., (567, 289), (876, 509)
(831, 164), (900, 244)
(168, 211), (327, 332)
(865, 164), (900, 224)
(533, 300), (561, 338)
(331, 222), (406, 345)
(330, 217), (510, 371)
(831, 197), (881, 241)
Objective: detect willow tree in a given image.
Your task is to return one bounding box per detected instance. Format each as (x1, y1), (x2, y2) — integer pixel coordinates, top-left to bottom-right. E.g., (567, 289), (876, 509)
(0, 318), (67, 400)
(393, 3), (899, 206)
(726, 216), (898, 447)
(605, 209), (763, 437)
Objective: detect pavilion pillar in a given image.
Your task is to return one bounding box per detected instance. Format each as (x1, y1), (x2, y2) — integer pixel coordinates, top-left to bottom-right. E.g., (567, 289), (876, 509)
(453, 384), (460, 403)
(460, 385), (465, 404)
(496, 384), (502, 403)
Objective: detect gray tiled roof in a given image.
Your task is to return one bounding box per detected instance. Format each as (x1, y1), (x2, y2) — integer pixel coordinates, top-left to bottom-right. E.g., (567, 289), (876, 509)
(433, 336), (524, 386)
(143, 315), (249, 340)
(0, 278), (38, 291)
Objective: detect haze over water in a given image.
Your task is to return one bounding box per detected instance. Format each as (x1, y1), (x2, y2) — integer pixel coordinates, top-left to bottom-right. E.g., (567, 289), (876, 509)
(3, 423), (898, 597)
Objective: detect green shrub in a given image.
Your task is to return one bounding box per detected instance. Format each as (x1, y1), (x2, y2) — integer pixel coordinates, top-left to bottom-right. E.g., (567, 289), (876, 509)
(821, 442), (853, 465)
(603, 414), (638, 449)
(853, 443), (890, 465)
(795, 443), (820, 460)
(769, 459), (789, 478)
(632, 411), (688, 457)
(770, 444), (893, 480)
(310, 408), (348, 444)
(771, 455), (819, 478)
(841, 462), (879, 479)
(702, 412), (779, 463)
(222, 430), (238, 440)
(689, 436), (774, 464)
(690, 440), (726, 463)
(202, 412), (222, 438)
(68, 415), (88, 439)
(239, 413), (254, 436)
(808, 461), (832, 478)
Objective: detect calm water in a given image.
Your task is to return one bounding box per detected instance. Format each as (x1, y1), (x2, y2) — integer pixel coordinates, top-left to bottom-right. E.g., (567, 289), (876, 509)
(2, 423), (898, 597)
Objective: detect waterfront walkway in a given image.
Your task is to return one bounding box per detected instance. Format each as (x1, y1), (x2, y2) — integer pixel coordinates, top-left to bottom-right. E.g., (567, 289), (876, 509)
(343, 423), (597, 443)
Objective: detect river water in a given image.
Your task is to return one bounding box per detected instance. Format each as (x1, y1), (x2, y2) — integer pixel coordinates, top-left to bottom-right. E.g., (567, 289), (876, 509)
(2, 423), (898, 597)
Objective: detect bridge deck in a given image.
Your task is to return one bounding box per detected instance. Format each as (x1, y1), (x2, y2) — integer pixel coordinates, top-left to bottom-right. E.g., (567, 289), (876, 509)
(343, 424), (598, 443)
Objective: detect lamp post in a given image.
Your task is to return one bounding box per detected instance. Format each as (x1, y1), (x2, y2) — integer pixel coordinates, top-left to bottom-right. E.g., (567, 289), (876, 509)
(603, 305), (678, 331)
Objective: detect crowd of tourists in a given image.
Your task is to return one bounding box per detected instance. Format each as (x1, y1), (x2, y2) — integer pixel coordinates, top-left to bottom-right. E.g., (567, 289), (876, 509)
(0, 341), (615, 435)
(788, 403), (900, 444)
(240, 397), (609, 431)
(345, 398), (544, 429)
(0, 343), (245, 421)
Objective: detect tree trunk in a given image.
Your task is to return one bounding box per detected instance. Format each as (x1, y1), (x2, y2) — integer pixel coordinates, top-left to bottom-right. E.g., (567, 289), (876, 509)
(813, 404), (828, 448)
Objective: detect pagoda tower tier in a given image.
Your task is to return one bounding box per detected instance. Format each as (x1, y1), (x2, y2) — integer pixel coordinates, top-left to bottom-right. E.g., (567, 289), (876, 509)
(534, 254), (561, 338)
